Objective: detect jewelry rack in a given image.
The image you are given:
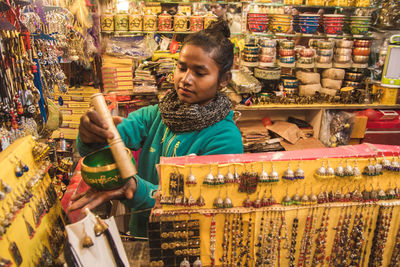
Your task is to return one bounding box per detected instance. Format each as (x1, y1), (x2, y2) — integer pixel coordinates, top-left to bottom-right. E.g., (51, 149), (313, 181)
(152, 144), (400, 266)
(0, 136), (66, 266)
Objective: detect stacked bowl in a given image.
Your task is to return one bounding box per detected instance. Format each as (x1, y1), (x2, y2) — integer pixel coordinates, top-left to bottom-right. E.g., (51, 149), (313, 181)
(316, 40), (334, 65)
(247, 13), (269, 33)
(269, 14), (292, 33)
(349, 16), (371, 35)
(334, 39), (353, 65)
(297, 14), (320, 34)
(352, 39), (371, 65)
(259, 38), (277, 67)
(323, 14), (345, 35)
(279, 40), (296, 65)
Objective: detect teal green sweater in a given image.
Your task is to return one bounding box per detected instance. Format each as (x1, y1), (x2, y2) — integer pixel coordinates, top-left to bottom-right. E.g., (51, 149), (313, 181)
(77, 104), (243, 236)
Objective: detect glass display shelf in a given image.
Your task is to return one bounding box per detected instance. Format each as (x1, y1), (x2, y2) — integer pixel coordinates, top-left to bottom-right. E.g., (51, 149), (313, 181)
(235, 104), (400, 111)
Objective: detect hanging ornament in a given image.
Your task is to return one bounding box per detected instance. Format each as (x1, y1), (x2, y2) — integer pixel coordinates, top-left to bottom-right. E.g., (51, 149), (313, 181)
(282, 187), (292, 206)
(391, 154), (400, 171)
(253, 192), (262, 208)
(259, 162), (269, 183)
(210, 215), (216, 266)
(14, 159), (23, 178)
(224, 195), (233, 209)
(188, 191), (196, 206)
(233, 165), (240, 183)
(1, 180), (11, 193)
(196, 190), (205, 207)
(243, 195), (252, 207)
(269, 162), (280, 182)
(294, 160), (305, 180)
(193, 257), (202, 267)
(9, 241), (23, 266)
(203, 165), (215, 185)
(180, 258), (190, 267)
(315, 160), (326, 177)
(374, 156), (383, 175)
(326, 161), (335, 178)
(344, 159), (353, 176)
(225, 165), (235, 184)
(292, 189), (301, 205)
(261, 190), (269, 206)
(282, 162), (295, 181)
(335, 159), (345, 177)
(381, 153), (391, 170)
(363, 158), (376, 176)
(216, 165), (225, 185)
(353, 159), (362, 180)
(186, 166), (197, 185)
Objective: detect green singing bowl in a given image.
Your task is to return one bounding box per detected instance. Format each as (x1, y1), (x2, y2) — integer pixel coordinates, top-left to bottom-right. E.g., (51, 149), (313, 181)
(81, 147), (136, 190)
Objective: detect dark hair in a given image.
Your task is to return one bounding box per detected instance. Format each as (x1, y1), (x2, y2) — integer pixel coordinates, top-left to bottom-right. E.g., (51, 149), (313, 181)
(182, 19), (234, 78)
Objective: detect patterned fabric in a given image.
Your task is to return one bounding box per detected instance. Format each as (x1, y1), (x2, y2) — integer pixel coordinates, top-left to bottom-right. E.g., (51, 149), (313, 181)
(158, 90), (232, 133)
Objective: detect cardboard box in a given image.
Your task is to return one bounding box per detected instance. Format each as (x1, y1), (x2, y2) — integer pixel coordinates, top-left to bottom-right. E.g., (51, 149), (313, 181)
(372, 84), (399, 105)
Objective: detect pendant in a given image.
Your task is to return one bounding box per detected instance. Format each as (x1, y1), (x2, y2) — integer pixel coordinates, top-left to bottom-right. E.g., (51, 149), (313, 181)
(186, 166), (197, 185)
(23, 215), (35, 239)
(344, 159), (353, 176)
(282, 163), (295, 181)
(259, 163), (269, 183)
(196, 190), (205, 207)
(203, 165), (215, 185)
(335, 159), (345, 177)
(269, 162), (280, 182)
(216, 166), (225, 185)
(225, 165), (235, 183)
(294, 161), (305, 180)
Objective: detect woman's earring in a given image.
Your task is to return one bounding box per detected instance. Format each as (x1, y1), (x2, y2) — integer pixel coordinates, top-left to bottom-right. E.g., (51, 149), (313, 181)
(186, 166), (197, 185)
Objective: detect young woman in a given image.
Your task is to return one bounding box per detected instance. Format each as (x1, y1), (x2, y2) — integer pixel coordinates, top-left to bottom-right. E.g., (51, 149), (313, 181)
(69, 20), (243, 237)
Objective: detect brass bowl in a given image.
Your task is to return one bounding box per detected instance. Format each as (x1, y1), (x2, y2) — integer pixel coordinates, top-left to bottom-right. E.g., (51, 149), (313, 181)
(334, 54), (352, 63)
(345, 72), (364, 82)
(81, 147), (136, 190)
(318, 40), (334, 49)
(354, 39), (371, 48)
(343, 80), (361, 89)
(335, 48), (352, 55)
(353, 55), (369, 64)
(353, 47), (370, 56)
(335, 39), (353, 48)
(316, 55), (332, 63)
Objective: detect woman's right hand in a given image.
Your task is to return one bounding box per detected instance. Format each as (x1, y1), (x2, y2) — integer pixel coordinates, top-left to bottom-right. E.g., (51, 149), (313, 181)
(79, 110), (123, 143)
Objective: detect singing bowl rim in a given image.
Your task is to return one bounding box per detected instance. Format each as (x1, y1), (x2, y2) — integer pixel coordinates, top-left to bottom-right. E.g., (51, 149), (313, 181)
(81, 147), (133, 173)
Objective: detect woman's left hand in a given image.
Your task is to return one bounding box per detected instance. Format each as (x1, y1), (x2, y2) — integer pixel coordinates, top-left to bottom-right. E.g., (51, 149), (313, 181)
(67, 178), (137, 213)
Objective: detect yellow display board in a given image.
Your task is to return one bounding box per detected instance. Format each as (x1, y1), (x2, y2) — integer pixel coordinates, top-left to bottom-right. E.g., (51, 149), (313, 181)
(0, 136), (65, 266)
(155, 145), (400, 266)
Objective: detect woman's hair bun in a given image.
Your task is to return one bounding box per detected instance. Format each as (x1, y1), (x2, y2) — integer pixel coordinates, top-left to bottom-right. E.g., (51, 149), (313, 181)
(205, 19), (231, 39)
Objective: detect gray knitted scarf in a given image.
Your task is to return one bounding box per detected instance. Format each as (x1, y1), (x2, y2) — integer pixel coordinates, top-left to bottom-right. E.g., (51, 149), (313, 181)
(159, 90), (232, 133)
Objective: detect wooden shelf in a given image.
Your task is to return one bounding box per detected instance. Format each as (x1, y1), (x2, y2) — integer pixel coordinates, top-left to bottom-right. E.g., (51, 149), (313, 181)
(235, 104), (400, 111)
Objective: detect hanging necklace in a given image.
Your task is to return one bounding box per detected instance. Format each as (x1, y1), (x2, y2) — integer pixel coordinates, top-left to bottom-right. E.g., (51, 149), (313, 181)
(288, 210), (298, 267)
(311, 207), (330, 266)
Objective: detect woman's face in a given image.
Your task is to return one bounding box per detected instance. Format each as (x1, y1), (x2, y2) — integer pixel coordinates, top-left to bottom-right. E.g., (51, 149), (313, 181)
(174, 44), (229, 105)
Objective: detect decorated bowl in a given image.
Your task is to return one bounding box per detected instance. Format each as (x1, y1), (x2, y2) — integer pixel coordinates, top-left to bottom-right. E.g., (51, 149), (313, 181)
(81, 147), (136, 190)
(353, 55), (369, 64)
(318, 40), (334, 49)
(270, 23), (291, 33)
(334, 54), (352, 63)
(316, 55), (332, 63)
(243, 53), (259, 62)
(298, 57), (314, 64)
(254, 67), (281, 80)
(350, 25), (369, 35)
(335, 39), (353, 48)
(244, 45), (260, 54)
(345, 72), (364, 82)
(343, 80), (361, 88)
(259, 54), (275, 63)
(259, 38), (277, 48)
(324, 24), (343, 34)
(281, 76), (298, 88)
(318, 49), (333, 56)
(279, 49), (296, 57)
(261, 47), (276, 55)
(248, 22), (268, 32)
(299, 48), (315, 57)
(354, 39), (371, 47)
(280, 40), (296, 49)
(280, 56), (296, 64)
(300, 24), (318, 34)
(353, 47), (370, 56)
(335, 48), (352, 55)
